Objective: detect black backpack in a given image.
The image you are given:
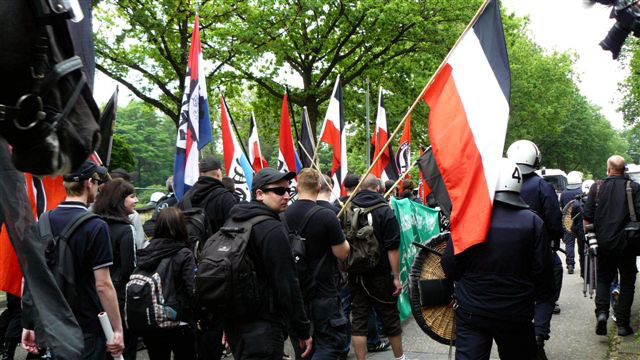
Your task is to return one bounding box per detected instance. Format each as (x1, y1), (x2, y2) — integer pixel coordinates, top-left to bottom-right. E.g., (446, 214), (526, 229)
(178, 188), (226, 255)
(195, 215), (270, 319)
(340, 202), (386, 274)
(37, 210), (99, 313)
(125, 255), (181, 332)
(284, 207), (326, 300)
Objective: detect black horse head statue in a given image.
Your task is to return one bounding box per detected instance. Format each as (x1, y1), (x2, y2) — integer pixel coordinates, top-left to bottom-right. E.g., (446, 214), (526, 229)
(0, 0), (100, 176)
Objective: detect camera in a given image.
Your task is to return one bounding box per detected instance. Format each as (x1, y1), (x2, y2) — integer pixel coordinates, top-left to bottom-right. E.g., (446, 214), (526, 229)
(585, 224), (598, 255)
(596, 0), (640, 59)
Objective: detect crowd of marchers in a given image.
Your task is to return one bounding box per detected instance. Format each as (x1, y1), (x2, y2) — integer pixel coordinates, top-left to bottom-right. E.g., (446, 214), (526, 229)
(5, 155), (421, 360)
(2, 139), (639, 360)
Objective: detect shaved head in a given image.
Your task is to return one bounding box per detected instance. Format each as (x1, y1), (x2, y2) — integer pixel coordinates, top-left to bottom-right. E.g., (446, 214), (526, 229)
(607, 155), (626, 176)
(361, 174), (380, 192)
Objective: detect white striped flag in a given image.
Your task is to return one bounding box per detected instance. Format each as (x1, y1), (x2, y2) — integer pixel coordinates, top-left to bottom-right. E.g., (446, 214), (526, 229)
(371, 87), (399, 181)
(396, 111), (411, 177)
(420, 0), (510, 254)
(319, 76), (347, 196)
(248, 112), (268, 172)
(173, 15), (213, 200)
(220, 96), (254, 201)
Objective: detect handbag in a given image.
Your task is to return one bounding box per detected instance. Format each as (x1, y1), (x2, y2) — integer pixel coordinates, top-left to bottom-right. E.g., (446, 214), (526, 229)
(624, 181), (640, 254)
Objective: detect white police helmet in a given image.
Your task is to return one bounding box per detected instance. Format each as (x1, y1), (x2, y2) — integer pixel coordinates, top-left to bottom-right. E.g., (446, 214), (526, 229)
(506, 140), (540, 174)
(494, 158), (529, 208)
(582, 179), (595, 194)
(149, 192), (165, 203)
(567, 171), (583, 189)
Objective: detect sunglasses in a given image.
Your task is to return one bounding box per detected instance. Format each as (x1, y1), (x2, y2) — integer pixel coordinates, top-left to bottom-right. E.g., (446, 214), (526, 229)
(261, 186), (291, 196)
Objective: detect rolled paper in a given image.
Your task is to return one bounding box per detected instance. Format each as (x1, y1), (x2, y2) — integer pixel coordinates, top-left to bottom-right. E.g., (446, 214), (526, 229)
(98, 312), (124, 360)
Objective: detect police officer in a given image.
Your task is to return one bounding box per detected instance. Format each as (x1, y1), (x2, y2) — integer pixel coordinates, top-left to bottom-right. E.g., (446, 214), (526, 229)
(442, 158), (554, 359)
(560, 171), (584, 274)
(507, 140), (563, 360)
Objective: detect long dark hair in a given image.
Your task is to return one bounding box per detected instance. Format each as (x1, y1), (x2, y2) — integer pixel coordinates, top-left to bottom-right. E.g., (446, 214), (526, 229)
(154, 207), (188, 243)
(93, 178), (135, 221)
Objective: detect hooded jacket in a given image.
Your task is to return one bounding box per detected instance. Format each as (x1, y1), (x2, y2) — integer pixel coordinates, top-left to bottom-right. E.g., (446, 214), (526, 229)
(181, 176), (237, 234)
(102, 215), (136, 307)
(351, 189), (401, 274)
(136, 238), (196, 323)
(228, 200), (311, 340)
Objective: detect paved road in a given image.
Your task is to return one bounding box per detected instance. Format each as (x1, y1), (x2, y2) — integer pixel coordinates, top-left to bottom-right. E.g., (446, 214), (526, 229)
(10, 254), (636, 359)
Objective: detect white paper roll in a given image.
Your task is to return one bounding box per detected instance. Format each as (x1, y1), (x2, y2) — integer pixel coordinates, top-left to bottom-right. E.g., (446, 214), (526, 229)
(98, 312), (124, 360)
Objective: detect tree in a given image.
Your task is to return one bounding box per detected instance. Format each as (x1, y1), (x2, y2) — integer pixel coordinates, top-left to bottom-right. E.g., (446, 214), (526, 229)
(113, 102), (176, 187)
(109, 134), (136, 172)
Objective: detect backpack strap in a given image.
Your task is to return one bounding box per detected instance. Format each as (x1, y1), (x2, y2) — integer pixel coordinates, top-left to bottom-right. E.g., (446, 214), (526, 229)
(59, 211), (100, 241)
(297, 206), (323, 235)
(627, 181), (637, 222)
(362, 202), (387, 214)
(37, 210), (54, 240)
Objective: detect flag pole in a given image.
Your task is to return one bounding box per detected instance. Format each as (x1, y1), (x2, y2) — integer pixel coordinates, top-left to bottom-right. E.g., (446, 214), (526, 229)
(384, 161), (418, 198)
(301, 106), (317, 167)
(286, 86), (303, 162)
(298, 141), (343, 206)
(220, 92), (252, 165)
(337, 0), (491, 218)
(366, 77), (371, 167)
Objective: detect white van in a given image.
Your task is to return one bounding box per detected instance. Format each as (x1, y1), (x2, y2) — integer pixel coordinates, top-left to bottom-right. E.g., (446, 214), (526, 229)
(627, 163), (640, 183)
(535, 168), (568, 194)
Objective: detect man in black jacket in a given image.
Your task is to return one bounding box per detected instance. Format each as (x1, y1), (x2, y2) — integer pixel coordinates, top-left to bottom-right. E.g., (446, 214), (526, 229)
(180, 156), (237, 233)
(348, 174), (404, 360)
(584, 155), (640, 336)
(225, 168), (313, 359)
(442, 158), (554, 359)
(179, 156), (237, 359)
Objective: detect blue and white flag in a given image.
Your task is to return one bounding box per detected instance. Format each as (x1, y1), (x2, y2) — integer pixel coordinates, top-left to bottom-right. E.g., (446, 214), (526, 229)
(173, 15), (212, 200)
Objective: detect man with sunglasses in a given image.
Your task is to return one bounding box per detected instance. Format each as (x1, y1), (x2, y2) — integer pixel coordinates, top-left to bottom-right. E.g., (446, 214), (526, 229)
(21, 160), (124, 359)
(225, 168), (312, 360)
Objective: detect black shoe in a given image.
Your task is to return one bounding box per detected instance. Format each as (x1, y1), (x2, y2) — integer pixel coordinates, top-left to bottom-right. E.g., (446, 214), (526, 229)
(553, 303), (561, 314)
(618, 324), (634, 336)
(367, 339), (391, 352)
(596, 312), (608, 336)
(535, 336), (548, 360)
(568, 265), (574, 274)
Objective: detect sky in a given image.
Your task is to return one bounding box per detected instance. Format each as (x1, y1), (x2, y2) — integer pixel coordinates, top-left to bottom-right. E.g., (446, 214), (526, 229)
(501, 0), (629, 129)
(93, 0), (631, 129)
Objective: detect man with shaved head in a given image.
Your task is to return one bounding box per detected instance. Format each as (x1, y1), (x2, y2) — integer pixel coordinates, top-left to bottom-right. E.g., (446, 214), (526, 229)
(584, 155), (640, 337)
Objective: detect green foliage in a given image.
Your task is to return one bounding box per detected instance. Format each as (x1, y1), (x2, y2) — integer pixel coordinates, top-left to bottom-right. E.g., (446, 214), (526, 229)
(114, 101), (176, 187)
(109, 134), (136, 172)
(136, 184), (165, 206)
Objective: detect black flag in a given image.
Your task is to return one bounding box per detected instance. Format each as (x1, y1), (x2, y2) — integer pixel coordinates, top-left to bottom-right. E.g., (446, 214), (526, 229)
(97, 87), (118, 166)
(300, 106), (316, 168)
(416, 147), (451, 217)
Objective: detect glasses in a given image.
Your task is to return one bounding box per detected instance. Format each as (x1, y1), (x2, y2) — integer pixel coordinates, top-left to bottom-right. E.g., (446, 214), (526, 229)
(261, 186), (291, 196)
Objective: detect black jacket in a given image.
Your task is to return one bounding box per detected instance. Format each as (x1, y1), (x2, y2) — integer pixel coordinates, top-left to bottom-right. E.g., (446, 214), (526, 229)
(442, 202), (555, 321)
(351, 190), (401, 274)
(136, 238), (196, 323)
(102, 216), (136, 307)
(228, 201), (311, 340)
(521, 173), (563, 243)
(584, 176), (640, 255)
(181, 176), (237, 234)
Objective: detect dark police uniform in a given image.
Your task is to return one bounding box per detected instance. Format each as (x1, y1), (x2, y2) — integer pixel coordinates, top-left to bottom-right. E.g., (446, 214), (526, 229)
(560, 186), (582, 271)
(442, 201), (554, 359)
(520, 173), (563, 341)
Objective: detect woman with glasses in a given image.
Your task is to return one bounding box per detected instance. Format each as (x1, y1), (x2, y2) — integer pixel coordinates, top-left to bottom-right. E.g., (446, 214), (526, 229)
(92, 178), (139, 359)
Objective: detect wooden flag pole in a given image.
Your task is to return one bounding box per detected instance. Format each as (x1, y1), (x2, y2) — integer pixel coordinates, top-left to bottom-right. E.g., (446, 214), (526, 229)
(384, 161), (418, 198)
(336, 0), (491, 218)
(298, 141), (344, 207)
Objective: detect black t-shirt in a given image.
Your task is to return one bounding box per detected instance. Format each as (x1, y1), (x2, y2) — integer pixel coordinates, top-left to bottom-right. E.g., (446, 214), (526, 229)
(317, 200), (340, 215)
(285, 200), (345, 299)
(48, 201), (113, 334)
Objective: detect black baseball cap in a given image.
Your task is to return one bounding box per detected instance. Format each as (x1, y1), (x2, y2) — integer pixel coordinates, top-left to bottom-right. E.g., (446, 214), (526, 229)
(63, 160), (99, 182)
(199, 156), (222, 172)
(344, 174), (361, 189)
(252, 168), (296, 195)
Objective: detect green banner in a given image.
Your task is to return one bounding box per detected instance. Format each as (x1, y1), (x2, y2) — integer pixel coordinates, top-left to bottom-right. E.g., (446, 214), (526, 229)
(390, 197), (440, 321)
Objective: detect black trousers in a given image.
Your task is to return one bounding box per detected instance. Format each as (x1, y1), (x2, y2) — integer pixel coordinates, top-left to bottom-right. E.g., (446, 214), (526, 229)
(595, 249), (638, 325)
(226, 320), (285, 360)
(196, 323), (224, 360)
(291, 296), (347, 359)
(455, 308), (537, 360)
(142, 326), (196, 360)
